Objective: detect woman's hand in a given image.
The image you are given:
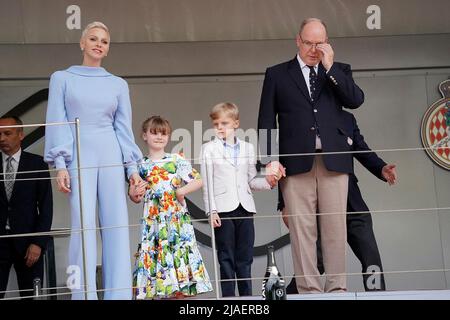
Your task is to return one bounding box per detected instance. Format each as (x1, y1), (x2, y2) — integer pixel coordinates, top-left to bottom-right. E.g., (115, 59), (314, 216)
(129, 178), (146, 204)
(129, 173), (144, 186)
(56, 169), (71, 193)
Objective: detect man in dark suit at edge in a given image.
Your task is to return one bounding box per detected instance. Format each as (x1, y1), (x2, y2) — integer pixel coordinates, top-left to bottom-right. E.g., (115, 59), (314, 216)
(0, 116), (53, 298)
(279, 110), (397, 293)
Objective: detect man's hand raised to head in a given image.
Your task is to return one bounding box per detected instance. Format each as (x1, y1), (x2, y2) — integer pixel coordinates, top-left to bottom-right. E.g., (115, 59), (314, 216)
(316, 43), (334, 72)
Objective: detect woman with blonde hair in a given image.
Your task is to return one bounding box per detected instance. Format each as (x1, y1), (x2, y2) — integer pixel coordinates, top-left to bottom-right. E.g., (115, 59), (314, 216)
(45, 21), (143, 300)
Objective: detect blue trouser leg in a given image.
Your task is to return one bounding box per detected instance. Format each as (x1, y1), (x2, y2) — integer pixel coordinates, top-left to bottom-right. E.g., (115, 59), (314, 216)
(69, 167), (99, 300)
(67, 130), (133, 300)
(215, 212), (236, 297)
(97, 164), (132, 300)
(234, 209), (254, 296)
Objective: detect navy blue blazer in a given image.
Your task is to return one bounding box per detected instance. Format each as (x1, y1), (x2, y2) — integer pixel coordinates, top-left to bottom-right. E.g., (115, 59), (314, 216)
(0, 151), (53, 253)
(258, 57), (365, 176)
(278, 110), (387, 212)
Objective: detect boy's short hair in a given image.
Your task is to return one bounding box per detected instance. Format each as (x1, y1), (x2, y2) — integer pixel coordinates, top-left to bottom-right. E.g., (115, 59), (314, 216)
(209, 102), (240, 121)
(141, 116), (172, 136)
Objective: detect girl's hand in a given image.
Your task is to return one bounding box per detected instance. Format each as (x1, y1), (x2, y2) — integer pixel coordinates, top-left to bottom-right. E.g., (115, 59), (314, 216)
(56, 169), (71, 193)
(176, 188), (186, 207)
(129, 192), (143, 204)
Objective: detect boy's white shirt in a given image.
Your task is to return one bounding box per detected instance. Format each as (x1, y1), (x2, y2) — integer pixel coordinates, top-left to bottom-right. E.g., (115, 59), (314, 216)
(200, 137), (271, 216)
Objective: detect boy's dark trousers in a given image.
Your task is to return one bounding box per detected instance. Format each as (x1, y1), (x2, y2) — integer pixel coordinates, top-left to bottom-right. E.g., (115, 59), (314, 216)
(214, 204), (254, 297)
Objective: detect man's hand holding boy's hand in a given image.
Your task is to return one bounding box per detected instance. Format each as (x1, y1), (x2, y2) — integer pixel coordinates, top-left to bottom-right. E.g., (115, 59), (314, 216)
(265, 161), (286, 187)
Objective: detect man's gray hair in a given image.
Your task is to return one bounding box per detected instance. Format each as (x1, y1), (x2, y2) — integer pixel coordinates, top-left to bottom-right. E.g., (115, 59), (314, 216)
(299, 18), (328, 36)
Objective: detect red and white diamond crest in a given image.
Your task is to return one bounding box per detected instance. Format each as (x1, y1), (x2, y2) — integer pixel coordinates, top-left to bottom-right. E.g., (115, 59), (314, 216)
(421, 79), (450, 170)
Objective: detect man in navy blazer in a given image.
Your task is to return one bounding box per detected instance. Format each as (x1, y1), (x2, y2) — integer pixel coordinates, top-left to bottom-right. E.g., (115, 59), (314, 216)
(0, 116), (53, 298)
(281, 110), (397, 293)
(258, 18), (365, 293)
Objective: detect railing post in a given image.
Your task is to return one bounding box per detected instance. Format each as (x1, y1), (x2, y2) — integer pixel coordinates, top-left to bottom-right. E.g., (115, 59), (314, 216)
(204, 155), (220, 300)
(75, 118), (89, 300)
(33, 278), (42, 300)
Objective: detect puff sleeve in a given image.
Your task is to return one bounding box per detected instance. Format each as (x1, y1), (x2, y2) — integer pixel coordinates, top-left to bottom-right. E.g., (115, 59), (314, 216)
(113, 78), (143, 178)
(44, 71), (74, 169)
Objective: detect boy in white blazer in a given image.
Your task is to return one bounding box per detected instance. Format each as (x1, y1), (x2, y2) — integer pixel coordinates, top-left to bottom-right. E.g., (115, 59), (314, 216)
(201, 102), (285, 297)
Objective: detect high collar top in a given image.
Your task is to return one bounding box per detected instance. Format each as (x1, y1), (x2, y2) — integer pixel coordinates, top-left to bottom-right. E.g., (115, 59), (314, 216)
(66, 65), (112, 77)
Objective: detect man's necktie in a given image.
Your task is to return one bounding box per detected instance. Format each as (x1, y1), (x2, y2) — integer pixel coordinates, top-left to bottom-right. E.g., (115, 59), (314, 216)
(5, 156), (15, 201)
(308, 65), (317, 102)
(308, 66), (321, 144)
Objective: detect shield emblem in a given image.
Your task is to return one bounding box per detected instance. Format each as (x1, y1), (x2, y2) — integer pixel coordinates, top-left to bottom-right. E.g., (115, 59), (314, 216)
(420, 79), (450, 170)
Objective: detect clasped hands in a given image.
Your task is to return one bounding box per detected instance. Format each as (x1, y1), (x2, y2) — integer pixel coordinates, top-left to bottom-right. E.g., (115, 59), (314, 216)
(265, 161), (286, 188)
(128, 173), (147, 203)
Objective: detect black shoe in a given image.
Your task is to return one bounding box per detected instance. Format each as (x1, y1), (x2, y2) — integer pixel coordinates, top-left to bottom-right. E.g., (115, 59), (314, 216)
(286, 275), (299, 294)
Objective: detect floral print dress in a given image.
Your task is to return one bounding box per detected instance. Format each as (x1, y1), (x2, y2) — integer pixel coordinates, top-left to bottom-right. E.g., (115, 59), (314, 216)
(133, 153), (213, 299)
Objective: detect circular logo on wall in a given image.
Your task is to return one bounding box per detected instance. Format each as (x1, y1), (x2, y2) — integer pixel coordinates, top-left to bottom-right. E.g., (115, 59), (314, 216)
(421, 79), (450, 170)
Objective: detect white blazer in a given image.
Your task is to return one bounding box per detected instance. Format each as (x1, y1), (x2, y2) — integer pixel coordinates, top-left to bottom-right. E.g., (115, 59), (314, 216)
(200, 137), (271, 215)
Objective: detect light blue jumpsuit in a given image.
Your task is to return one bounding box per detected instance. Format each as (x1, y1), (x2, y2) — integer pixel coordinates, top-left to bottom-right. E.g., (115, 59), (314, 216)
(44, 66), (143, 300)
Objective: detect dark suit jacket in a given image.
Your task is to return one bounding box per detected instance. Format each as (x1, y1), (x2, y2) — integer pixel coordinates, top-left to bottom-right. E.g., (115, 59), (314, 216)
(340, 110), (387, 212)
(258, 57), (364, 176)
(278, 110), (387, 211)
(0, 151), (53, 253)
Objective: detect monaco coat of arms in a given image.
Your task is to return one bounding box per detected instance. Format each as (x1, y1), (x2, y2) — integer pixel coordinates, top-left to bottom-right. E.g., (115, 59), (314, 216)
(420, 79), (450, 170)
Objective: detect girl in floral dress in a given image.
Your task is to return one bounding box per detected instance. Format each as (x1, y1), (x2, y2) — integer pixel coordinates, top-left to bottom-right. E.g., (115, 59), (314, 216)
(129, 116), (213, 299)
